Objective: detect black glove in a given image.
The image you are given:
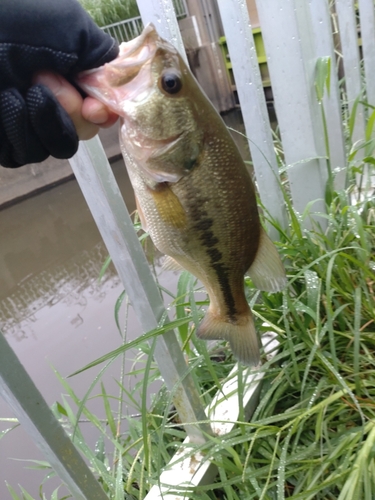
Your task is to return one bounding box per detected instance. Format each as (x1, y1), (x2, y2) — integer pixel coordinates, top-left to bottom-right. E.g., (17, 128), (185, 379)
(0, 0), (119, 168)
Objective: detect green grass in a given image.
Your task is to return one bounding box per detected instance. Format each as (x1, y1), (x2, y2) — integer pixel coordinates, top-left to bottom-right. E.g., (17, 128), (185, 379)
(78, 0), (139, 27)
(5, 157), (374, 500)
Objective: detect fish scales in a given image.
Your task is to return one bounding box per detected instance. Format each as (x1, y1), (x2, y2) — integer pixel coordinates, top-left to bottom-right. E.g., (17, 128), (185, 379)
(77, 24), (286, 365)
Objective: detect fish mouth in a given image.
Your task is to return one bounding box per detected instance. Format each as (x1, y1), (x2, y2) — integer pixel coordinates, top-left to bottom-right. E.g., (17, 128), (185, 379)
(114, 24), (168, 66)
(77, 24), (187, 184)
(101, 24), (162, 87)
(76, 24), (176, 114)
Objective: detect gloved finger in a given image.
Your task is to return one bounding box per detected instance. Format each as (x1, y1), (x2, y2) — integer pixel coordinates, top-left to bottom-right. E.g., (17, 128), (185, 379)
(33, 72), (98, 140)
(27, 84), (78, 158)
(0, 88), (49, 167)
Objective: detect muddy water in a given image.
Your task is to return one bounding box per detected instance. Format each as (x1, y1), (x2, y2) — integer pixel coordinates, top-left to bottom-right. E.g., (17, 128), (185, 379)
(0, 159), (142, 498)
(0, 109), (249, 499)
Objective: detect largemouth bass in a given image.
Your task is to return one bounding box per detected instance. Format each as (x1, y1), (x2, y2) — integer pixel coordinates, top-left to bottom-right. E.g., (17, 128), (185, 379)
(77, 24), (286, 365)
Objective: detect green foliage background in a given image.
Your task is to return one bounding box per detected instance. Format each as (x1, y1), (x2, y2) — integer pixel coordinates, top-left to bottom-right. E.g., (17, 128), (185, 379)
(78, 0), (139, 26)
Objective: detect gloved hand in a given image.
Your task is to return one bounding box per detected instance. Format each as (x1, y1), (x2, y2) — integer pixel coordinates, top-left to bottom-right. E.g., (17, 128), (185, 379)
(0, 0), (119, 168)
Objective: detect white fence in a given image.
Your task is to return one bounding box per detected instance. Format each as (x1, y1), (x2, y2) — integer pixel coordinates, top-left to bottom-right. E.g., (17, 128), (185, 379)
(1, 0), (374, 498)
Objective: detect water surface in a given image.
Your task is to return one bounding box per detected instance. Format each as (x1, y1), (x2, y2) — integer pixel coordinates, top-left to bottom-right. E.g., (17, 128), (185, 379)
(0, 159), (150, 498)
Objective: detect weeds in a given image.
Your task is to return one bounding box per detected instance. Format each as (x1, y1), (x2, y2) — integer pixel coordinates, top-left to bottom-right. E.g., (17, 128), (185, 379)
(5, 152), (374, 499)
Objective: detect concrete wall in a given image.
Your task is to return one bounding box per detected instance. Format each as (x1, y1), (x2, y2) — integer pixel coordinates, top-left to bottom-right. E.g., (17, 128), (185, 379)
(0, 124), (121, 209)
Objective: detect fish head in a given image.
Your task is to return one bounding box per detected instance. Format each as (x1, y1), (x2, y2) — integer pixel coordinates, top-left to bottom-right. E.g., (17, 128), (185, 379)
(77, 24), (205, 183)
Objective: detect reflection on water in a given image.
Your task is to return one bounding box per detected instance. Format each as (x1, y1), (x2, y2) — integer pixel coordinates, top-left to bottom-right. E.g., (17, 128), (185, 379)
(1, 241), (119, 341)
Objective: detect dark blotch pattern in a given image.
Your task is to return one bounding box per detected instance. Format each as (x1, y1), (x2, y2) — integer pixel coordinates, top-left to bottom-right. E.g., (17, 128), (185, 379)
(211, 262), (237, 319)
(188, 192), (237, 321)
(206, 247), (222, 263)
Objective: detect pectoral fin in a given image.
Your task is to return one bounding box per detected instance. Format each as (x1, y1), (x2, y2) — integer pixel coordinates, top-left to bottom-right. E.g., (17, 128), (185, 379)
(149, 183), (187, 229)
(247, 227), (286, 292)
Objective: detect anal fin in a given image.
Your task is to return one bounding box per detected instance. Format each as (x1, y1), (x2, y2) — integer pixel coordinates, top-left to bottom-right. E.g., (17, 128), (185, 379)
(247, 227), (286, 292)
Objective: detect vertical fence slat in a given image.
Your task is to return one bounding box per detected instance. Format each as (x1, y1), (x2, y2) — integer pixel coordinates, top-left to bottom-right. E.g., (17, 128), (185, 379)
(358, 0), (375, 108)
(308, 0), (347, 189)
(335, 0), (366, 147)
(69, 138), (210, 444)
(357, 0), (375, 192)
(256, 0), (328, 220)
(216, 0), (287, 237)
(136, 0), (187, 63)
(0, 334), (108, 500)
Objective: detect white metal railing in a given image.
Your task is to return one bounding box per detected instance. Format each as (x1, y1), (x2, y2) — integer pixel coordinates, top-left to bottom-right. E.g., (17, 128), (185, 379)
(1, 0), (374, 499)
(102, 16), (143, 43)
(102, 0), (188, 43)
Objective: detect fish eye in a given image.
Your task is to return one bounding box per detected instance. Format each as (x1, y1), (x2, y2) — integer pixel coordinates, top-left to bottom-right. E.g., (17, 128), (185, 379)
(160, 72), (182, 94)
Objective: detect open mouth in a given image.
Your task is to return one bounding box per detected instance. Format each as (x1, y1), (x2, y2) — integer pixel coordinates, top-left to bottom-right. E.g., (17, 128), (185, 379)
(76, 24), (174, 110)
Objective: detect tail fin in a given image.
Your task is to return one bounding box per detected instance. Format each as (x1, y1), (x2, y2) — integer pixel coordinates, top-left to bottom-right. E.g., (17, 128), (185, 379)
(197, 310), (260, 366)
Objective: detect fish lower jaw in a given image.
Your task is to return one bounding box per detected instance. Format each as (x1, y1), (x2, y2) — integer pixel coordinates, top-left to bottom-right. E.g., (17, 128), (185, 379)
(122, 119), (183, 153)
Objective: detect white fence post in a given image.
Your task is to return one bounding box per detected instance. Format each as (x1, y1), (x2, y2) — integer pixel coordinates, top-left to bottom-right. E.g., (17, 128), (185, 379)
(216, 0), (288, 238)
(357, 0), (375, 193)
(256, 0), (328, 222)
(308, 0), (347, 189)
(359, 0), (375, 108)
(144, 333), (280, 499)
(69, 139), (211, 444)
(335, 0), (366, 147)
